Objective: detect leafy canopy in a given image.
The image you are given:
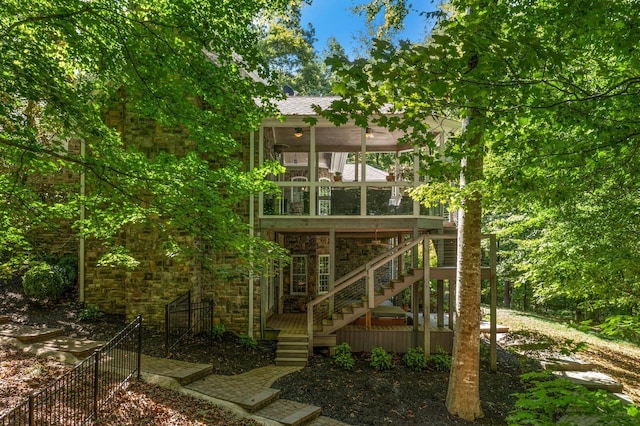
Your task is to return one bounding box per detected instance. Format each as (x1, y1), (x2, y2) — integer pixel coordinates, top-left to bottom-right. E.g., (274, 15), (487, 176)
(0, 0), (296, 275)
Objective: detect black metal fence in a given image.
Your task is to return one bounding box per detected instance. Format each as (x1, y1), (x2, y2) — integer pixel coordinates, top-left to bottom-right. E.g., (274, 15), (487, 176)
(165, 290), (214, 357)
(0, 315), (142, 426)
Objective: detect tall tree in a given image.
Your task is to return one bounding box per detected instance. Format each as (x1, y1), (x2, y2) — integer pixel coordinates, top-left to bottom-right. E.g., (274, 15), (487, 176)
(320, 0), (640, 421)
(0, 0), (293, 275)
(260, 0), (333, 95)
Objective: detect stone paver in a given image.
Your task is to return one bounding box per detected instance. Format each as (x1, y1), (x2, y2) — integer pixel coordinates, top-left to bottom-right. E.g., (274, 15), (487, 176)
(3, 320), (350, 425)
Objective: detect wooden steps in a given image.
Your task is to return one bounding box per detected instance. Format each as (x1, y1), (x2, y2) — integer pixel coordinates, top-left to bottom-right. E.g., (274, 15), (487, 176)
(276, 334), (309, 367)
(315, 268), (424, 336)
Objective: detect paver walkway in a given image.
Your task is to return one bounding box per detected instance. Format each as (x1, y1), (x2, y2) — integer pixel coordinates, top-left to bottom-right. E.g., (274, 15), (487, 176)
(0, 316), (350, 426)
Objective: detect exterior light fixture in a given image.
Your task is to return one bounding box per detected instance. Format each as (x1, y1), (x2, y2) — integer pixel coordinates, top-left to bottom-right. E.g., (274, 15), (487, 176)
(294, 127), (303, 138)
(365, 127), (373, 138)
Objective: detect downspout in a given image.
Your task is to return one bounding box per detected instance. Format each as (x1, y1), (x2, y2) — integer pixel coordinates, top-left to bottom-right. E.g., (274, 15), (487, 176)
(78, 139), (86, 303)
(248, 130), (255, 337)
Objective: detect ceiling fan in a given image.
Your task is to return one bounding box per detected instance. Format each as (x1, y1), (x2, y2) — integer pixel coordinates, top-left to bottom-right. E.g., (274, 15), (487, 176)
(357, 230), (391, 248)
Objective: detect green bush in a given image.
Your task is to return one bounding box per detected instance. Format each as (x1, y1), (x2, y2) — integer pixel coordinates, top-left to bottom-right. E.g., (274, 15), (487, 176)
(22, 262), (69, 301)
(239, 334), (257, 349)
(428, 346), (452, 372)
(508, 372), (639, 425)
(78, 304), (103, 321)
(403, 347), (428, 371)
(333, 342), (355, 370)
(56, 255), (78, 289)
(597, 315), (640, 345)
(369, 346), (392, 370)
(209, 323), (226, 340)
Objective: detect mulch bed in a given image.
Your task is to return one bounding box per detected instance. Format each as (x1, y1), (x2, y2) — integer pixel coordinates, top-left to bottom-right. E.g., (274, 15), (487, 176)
(1, 277), (535, 424)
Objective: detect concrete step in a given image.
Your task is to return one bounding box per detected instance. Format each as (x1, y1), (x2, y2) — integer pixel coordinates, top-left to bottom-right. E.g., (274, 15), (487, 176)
(553, 370), (623, 393)
(541, 356), (596, 372)
(255, 398), (321, 426)
(24, 336), (104, 359)
(0, 323), (64, 343)
(308, 416), (352, 426)
(238, 388), (282, 413)
(140, 355), (213, 386)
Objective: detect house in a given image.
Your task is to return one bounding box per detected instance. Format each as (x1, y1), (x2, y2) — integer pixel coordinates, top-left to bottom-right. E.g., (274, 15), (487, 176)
(77, 94), (497, 365)
(255, 96), (500, 365)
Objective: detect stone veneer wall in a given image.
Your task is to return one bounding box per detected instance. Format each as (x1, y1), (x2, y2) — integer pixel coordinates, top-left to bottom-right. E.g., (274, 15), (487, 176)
(280, 234), (392, 312)
(82, 105), (260, 334)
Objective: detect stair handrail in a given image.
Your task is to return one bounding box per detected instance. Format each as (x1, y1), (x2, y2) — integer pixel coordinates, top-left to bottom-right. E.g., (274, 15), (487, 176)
(366, 235), (426, 307)
(307, 235), (427, 350)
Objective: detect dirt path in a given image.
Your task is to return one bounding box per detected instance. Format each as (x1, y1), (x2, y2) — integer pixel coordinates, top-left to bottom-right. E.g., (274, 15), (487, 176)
(497, 308), (640, 403)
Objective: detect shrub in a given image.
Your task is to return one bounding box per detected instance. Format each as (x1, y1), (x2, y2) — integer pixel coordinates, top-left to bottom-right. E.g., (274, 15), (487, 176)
(597, 315), (640, 345)
(333, 342), (355, 370)
(239, 334), (257, 349)
(369, 346), (392, 370)
(428, 346), (452, 372)
(78, 304), (103, 321)
(22, 262), (69, 301)
(508, 372), (639, 425)
(56, 255), (78, 289)
(209, 323), (226, 340)
(403, 347), (428, 371)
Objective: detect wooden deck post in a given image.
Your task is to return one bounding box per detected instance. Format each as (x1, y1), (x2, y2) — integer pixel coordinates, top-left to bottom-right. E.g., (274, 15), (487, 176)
(490, 234), (497, 372)
(423, 236), (431, 354)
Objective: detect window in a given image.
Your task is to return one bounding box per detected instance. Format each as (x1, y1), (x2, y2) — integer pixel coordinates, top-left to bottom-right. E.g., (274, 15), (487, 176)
(291, 255), (307, 295)
(318, 255), (330, 294)
(318, 177), (331, 216)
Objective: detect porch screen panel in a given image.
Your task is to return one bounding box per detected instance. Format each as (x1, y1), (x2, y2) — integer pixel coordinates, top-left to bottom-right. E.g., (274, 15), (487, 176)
(291, 255), (308, 295)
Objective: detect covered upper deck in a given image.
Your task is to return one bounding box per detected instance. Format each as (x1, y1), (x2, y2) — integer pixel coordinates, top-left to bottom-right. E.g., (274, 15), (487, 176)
(255, 96), (461, 227)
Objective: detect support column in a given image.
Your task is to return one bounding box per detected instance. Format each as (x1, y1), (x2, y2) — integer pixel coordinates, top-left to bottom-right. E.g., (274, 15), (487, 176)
(490, 234), (497, 372)
(423, 237), (431, 354)
(437, 280), (444, 327)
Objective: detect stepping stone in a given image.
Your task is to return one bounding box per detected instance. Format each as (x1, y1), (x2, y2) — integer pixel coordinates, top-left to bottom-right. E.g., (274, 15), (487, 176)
(140, 355), (212, 385)
(255, 398), (321, 425)
(553, 370), (623, 393)
(0, 323), (64, 343)
(238, 388), (282, 413)
(29, 336), (104, 358)
(541, 356), (596, 371)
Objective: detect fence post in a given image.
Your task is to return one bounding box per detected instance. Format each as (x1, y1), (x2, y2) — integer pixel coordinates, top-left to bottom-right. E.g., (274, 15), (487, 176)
(187, 290), (192, 335)
(165, 304), (170, 358)
(28, 395), (34, 426)
(93, 349), (100, 421)
(137, 315), (142, 379)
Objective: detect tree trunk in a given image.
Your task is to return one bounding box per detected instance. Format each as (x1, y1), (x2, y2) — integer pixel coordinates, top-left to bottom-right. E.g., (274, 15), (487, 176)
(446, 116), (484, 421)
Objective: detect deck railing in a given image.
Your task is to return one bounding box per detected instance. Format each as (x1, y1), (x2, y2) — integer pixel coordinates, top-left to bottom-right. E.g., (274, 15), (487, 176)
(0, 315), (142, 426)
(307, 236), (426, 346)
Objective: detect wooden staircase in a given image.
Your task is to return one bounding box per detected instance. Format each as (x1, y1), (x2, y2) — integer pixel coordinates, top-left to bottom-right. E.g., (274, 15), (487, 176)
(275, 333), (309, 367)
(315, 268), (424, 336)
(307, 236), (430, 351)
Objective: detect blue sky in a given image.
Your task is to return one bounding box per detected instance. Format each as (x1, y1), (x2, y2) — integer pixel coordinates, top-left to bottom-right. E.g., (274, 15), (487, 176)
(300, 0), (439, 57)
